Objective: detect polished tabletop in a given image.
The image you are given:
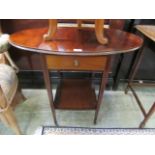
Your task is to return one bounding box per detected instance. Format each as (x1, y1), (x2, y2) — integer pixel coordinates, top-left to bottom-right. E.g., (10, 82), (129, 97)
(135, 25), (155, 42)
(9, 27), (143, 56)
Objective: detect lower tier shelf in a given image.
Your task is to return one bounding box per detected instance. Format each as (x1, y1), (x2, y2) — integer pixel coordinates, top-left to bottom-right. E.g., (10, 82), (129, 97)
(54, 79), (97, 110)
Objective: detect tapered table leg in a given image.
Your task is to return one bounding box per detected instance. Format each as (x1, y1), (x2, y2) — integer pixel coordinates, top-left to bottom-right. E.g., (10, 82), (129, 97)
(124, 41), (155, 128)
(94, 56), (112, 124)
(40, 55), (57, 125)
(113, 54), (124, 90)
(139, 102), (155, 128)
(125, 46), (144, 94)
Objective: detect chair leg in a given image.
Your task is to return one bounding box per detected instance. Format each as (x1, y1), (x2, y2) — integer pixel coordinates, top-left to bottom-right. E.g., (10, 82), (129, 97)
(43, 19), (57, 41)
(0, 107), (22, 134)
(139, 102), (155, 128)
(95, 19), (108, 45)
(0, 87), (22, 134)
(11, 87), (26, 110)
(4, 51), (19, 73)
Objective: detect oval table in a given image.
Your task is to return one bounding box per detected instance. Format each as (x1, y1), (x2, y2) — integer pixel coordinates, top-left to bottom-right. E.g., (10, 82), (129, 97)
(9, 27), (143, 125)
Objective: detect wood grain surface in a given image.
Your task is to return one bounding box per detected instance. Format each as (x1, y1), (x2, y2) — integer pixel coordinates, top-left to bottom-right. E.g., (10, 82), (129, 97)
(9, 27), (143, 56)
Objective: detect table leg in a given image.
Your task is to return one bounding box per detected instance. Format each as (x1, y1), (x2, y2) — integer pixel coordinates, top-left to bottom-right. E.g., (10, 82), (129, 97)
(125, 46), (145, 94)
(94, 56), (112, 124)
(113, 53), (124, 90)
(123, 43), (155, 127)
(124, 46), (147, 117)
(139, 102), (155, 128)
(40, 55), (57, 125)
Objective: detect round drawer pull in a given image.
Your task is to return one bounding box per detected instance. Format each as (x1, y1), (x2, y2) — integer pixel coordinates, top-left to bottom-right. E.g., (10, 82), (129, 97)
(74, 59), (79, 67)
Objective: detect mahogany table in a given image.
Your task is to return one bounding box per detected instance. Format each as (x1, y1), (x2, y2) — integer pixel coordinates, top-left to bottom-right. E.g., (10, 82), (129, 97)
(9, 27), (143, 125)
(125, 25), (155, 128)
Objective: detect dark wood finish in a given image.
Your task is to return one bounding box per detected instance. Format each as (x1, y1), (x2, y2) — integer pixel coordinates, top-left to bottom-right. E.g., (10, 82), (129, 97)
(40, 54), (57, 125)
(1, 19), (125, 34)
(9, 27), (143, 56)
(112, 53), (125, 90)
(54, 79), (97, 110)
(1, 19), (48, 34)
(122, 21), (155, 83)
(9, 26), (143, 125)
(109, 19), (125, 30)
(125, 25), (155, 128)
(139, 102), (155, 128)
(127, 85), (146, 117)
(3, 19), (144, 91)
(1, 19), (126, 72)
(2, 19), (143, 91)
(94, 56), (112, 124)
(125, 46), (145, 94)
(44, 19), (108, 44)
(124, 46), (147, 121)
(46, 55), (107, 71)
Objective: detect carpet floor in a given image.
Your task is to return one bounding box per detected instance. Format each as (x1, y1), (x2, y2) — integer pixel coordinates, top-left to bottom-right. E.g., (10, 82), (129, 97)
(42, 126), (155, 135)
(0, 85), (155, 135)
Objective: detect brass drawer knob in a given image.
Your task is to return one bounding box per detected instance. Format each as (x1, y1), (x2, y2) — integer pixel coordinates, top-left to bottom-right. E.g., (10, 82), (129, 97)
(74, 59), (79, 67)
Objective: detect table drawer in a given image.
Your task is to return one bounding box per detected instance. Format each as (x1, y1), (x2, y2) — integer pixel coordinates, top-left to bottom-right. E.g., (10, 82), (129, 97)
(46, 55), (108, 71)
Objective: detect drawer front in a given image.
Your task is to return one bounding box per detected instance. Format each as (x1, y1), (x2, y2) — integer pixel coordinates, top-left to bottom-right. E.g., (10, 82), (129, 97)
(46, 55), (108, 71)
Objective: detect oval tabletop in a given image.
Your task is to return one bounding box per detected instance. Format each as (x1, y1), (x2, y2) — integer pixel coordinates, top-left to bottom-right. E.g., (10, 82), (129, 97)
(9, 27), (143, 56)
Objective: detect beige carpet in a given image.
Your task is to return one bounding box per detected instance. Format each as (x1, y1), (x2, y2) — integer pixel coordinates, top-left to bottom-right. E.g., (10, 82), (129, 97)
(0, 86), (155, 135)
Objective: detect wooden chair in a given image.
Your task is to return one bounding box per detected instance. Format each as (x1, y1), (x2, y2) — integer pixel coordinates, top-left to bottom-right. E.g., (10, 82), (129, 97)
(0, 33), (19, 72)
(0, 87), (22, 135)
(43, 19), (108, 45)
(0, 31), (25, 134)
(0, 64), (25, 134)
